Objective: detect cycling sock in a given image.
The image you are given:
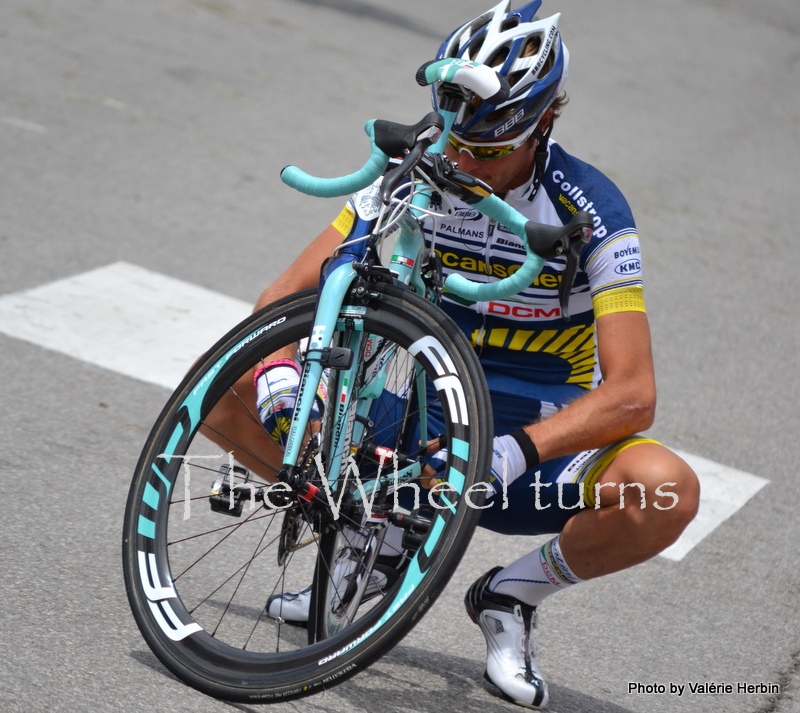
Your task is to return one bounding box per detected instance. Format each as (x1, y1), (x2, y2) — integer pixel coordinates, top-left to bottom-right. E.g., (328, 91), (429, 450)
(379, 522), (405, 558)
(489, 535), (583, 606)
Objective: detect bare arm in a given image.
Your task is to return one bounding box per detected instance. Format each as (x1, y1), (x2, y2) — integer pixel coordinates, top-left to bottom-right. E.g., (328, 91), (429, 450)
(522, 310), (657, 462)
(253, 224), (345, 312)
(248, 224), (344, 364)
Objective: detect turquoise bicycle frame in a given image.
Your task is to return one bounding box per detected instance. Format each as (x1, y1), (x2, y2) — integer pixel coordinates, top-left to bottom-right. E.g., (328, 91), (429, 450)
(280, 109), (459, 483)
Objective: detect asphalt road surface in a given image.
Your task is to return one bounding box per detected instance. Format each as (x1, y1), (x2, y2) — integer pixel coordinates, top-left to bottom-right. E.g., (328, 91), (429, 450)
(1, 0), (799, 712)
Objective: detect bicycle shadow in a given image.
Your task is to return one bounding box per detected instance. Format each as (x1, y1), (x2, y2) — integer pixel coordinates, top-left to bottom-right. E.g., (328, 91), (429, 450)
(128, 643), (636, 713)
(326, 643), (638, 713)
(128, 649), (263, 712)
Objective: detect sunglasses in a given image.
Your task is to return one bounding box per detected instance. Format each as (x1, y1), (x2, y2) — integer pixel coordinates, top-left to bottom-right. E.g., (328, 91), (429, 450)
(447, 122), (539, 161)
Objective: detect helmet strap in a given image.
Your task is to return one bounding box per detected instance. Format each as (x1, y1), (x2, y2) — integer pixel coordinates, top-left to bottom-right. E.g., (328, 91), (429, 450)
(528, 119), (554, 201)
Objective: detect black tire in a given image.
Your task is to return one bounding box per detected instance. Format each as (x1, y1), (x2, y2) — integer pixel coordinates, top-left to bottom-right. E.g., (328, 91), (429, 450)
(122, 284), (492, 703)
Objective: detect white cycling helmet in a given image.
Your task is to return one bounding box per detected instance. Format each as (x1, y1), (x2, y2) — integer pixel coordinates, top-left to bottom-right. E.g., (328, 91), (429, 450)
(434, 0), (569, 140)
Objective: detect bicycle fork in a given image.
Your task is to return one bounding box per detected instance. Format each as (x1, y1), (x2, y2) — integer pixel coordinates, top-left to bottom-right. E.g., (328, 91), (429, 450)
(279, 260), (359, 482)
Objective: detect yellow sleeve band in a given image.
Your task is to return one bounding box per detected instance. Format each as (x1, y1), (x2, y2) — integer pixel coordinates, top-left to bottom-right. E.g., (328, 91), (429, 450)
(331, 204), (356, 237)
(592, 285), (646, 318)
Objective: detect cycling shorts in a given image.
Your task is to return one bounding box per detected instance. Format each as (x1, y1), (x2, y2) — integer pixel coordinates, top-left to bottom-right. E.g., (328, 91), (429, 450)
(369, 388), (662, 537)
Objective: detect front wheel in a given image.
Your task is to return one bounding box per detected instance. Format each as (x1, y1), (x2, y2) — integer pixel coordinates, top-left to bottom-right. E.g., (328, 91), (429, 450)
(122, 284), (492, 702)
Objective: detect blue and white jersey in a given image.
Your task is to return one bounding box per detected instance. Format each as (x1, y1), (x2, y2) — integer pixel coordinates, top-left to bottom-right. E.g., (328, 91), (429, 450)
(421, 140), (645, 417)
(333, 140), (646, 421)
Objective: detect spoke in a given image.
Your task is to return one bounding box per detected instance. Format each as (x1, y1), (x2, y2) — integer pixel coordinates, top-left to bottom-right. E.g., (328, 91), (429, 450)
(174, 459), (273, 489)
(210, 511), (274, 637)
(167, 510), (281, 546)
(200, 417), (280, 477)
(170, 507), (276, 581)
(185, 515), (283, 616)
(253, 503), (318, 653)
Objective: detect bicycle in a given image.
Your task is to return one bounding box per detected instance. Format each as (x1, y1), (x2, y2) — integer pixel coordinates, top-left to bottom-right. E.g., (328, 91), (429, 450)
(122, 57), (593, 703)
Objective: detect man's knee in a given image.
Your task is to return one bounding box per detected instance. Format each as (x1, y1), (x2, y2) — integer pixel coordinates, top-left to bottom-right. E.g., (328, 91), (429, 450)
(641, 448), (699, 525)
(603, 444), (700, 543)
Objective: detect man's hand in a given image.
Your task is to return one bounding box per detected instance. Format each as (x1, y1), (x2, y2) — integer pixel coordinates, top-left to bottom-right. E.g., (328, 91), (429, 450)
(255, 360), (325, 446)
(419, 433), (532, 494)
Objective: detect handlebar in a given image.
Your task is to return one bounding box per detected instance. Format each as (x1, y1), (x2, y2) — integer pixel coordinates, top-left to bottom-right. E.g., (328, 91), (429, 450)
(444, 195), (544, 302)
(280, 120), (391, 198)
(443, 193), (545, 302)
(415, 58), (510, 105)
(280, 113), (445, 199)
(442, 202), (593, 303)
(280, 60), (594, 304)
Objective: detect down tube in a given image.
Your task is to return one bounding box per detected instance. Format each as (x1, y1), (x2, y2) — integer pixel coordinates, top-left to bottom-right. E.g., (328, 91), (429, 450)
(282, 262), (357, 468)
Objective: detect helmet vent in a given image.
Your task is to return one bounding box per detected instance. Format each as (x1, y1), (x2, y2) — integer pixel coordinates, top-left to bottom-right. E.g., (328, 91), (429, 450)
(521, 35), (542, 58)
(538, 45), (556, 78)
(486, 44), (510, 70)
(484, 100), (525, 126)
(467, 37), (485, 60)
(501, 17), (520, 32)
(463, 16), (491, 60)
(507, 69), (527, 88)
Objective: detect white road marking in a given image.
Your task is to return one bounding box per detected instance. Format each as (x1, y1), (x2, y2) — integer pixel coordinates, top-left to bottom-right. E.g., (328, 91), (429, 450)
(660, 450), (768, 561)
(0, 263), (768, 560)
(1, 116), (48, 133)
(0, 261), (251, 390)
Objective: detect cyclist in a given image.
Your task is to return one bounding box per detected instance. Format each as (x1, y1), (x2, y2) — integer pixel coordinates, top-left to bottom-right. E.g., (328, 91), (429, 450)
(208, 1), (700, 708)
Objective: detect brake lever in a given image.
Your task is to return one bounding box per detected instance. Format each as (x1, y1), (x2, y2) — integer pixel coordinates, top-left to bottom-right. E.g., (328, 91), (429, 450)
(380, 141), (428, 204)
(557, 225), (593, 322)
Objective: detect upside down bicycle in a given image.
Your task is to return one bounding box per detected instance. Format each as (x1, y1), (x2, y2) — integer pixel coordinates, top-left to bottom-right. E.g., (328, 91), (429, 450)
(122, 58), (593, 703)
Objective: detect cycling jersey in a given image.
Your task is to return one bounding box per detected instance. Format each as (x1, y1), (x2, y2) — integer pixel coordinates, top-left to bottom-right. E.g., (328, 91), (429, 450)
(421, 140), (645, 420)
(334, 140), (645, 421)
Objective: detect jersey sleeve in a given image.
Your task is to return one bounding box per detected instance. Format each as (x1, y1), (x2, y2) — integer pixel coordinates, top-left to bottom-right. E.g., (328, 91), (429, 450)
(331, 202), (356, 237)
(583, 230), (646, 317)
(543, 143), (647, 319)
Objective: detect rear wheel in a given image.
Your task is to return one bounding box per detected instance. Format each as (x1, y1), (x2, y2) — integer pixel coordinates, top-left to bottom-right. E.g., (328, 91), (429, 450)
(122, 284), (492, 702)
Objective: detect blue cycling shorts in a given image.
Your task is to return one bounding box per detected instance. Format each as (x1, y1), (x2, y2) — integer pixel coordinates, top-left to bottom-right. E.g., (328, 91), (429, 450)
(368, 388), (660, 537)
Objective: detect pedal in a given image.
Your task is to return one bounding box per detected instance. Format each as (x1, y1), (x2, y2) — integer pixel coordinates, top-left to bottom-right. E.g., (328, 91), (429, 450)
(210, 464), (258, 517)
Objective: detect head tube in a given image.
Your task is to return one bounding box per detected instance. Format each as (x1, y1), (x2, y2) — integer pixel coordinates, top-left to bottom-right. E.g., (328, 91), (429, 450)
(430, 109), (457, 154)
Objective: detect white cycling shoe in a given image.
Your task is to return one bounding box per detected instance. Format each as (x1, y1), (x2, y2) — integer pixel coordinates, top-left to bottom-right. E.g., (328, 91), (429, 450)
(465, 567), (549, 709)
(265, 586), (313, 623)
(266, 548), (401, 624)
